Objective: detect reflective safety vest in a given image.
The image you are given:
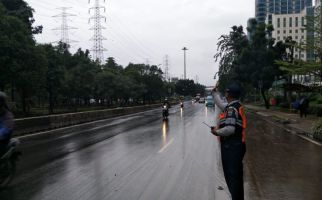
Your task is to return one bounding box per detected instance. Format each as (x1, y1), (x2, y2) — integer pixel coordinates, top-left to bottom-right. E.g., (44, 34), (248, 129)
(217, 101), (247, 143)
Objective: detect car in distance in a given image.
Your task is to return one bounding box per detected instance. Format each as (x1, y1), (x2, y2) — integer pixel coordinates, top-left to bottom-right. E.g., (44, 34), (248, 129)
(206, 95), (214, 107)
(199, 97), (205, 103)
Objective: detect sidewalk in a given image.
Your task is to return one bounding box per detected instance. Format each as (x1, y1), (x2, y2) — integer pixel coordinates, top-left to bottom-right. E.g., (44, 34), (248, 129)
(245, 104), (321, 144)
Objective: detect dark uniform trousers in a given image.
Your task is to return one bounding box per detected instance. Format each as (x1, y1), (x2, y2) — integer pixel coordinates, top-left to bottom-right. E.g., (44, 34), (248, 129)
(221, 138), (246, 200)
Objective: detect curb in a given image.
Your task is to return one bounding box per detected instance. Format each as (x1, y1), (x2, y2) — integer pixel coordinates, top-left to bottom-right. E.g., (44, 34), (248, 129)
(246, 107), (322, 146)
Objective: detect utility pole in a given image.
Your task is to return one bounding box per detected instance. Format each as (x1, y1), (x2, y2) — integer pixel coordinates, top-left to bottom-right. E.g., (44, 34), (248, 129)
(164, 55), (170, 82)
(52, 7), (77, 47)
(195, 75), (199, 84)
(89, 0), (107, 63)
(182, 47), (188, 80)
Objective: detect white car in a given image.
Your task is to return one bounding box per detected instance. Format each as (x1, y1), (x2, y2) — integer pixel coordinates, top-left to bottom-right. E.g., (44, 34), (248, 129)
(199, 97), (205, 103)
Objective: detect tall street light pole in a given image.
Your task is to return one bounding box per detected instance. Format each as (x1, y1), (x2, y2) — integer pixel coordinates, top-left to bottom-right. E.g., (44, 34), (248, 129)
(182, 47), (188, 80)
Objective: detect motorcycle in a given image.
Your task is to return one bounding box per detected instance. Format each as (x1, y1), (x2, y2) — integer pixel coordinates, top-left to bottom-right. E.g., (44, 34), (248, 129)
(180, 102), (184, 108)
(162, 105), (169, 120)
(0, 138), (21, 187)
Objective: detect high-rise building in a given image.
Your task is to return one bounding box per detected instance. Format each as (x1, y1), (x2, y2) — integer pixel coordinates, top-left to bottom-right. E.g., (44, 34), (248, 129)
(255, 0), (267, 24)
(271, 9), (310, 60)
(256, 0), (313, 23)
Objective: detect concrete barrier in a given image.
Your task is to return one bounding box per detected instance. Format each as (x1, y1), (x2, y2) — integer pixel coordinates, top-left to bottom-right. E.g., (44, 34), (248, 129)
(14, 104), (161, 136)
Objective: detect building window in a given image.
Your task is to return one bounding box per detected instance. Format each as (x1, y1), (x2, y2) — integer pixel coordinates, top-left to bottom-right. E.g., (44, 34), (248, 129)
(289, 17), (292, 27)
(277, 36), (280, 40)
(283, 18), (286, 27)
(277, 30), (280, 34)
(295, 17), (298, 27)
(301, 29), (304, 33)
(283, 30), (286, 34)
(289, 30), (292, 33)
(301, 17), (305, 26)
(283, 36), (286, 40)
(295, 54), (298, 58)
(277, 18), (280, 28)
(295, 36), (298, 39)
(295, 29), (298, 33)
(301, 54), (304, 58)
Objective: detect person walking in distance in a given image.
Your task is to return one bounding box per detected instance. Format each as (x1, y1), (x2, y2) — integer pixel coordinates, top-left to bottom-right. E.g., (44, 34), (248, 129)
(299, 96), (309, 118)
(211, 82), (246, 200)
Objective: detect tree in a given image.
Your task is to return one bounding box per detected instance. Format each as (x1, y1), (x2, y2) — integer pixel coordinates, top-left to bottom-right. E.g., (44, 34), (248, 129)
(175, 79), (203, 96)
(1, 0), (42, 35)
(215, 22), (286, 109)
(0, 2), (47, 114)
(214, 25), (248, 90)
(40, 44), (66, 113)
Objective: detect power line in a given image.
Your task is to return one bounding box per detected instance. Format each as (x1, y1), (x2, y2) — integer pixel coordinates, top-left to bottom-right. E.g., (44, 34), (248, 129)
(108, 14), (159, 61)
(52, 7), (78, 46)
(89, 0), (107, 63)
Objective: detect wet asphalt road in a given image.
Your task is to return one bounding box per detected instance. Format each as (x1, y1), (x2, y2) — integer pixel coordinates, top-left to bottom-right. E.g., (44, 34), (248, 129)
(1, 103), (322, 200)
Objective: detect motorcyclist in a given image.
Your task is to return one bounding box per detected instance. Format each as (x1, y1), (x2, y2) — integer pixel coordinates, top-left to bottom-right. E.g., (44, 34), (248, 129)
(162, 99), (170, 119)
(0, 92), (14, 157)
(163, 98), (171, 109)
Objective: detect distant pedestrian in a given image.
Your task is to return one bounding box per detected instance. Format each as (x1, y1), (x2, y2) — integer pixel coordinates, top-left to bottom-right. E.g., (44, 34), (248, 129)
(211, 83), (246, 200)
(291, 99), (300, 111)
(299, 96), (309, 118)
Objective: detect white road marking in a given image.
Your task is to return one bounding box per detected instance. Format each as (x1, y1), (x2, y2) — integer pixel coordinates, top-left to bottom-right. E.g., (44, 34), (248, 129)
(158, 138), (174, 153)
(298, 135), (322, 146)
(17, 109), (158, 140)
(256, 112), (270, 117)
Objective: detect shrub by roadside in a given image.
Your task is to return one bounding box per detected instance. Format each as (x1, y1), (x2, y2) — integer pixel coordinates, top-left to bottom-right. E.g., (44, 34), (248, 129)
(312, 120), (322, 141)
(307, 104), (322, 117)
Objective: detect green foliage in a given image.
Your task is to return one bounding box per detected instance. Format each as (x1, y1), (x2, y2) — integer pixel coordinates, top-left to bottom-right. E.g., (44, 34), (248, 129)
(316, 96), (322, 104)
(1, 0), (42, 35)
(313, 119), (322, 141)
(215, 21), (287, 108)
(175, 79), (205, 96)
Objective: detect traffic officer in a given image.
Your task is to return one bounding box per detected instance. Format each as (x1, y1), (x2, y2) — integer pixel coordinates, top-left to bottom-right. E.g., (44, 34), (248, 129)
(211, 82), (246, 200)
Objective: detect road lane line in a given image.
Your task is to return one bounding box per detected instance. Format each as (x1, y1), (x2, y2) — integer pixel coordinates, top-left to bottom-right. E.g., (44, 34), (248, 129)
(158, 138), (174, 153)
(298, 135), (322, 146)
(17, 109), (160, 140)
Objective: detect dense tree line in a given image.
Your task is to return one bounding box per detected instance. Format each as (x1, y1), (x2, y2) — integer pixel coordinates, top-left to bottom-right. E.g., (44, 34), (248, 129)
(0, 0), (205, 116)
(214, 20), (292, 108)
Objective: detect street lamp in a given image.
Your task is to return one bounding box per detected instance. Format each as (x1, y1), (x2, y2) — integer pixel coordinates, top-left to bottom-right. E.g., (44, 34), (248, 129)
(182, 47), (188, 80)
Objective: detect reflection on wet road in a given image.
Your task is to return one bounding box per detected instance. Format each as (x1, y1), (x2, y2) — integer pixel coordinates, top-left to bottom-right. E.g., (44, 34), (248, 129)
(245, 113), (322, 200)
(1, 103), (322, 200)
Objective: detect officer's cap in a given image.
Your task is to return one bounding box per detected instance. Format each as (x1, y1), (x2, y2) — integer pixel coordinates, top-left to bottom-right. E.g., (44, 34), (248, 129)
(226, 83), (241, 98)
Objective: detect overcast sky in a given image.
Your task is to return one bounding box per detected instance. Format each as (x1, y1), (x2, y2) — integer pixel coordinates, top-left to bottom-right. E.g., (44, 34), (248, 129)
(25, 0), (255, 86)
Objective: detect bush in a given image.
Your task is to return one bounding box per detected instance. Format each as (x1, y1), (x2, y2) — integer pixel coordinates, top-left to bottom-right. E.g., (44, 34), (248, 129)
(309, 93), (319, 101)
(313, 120), (322, 141)
(317, 96), (322, 104)
(307, 104), (322, 116)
